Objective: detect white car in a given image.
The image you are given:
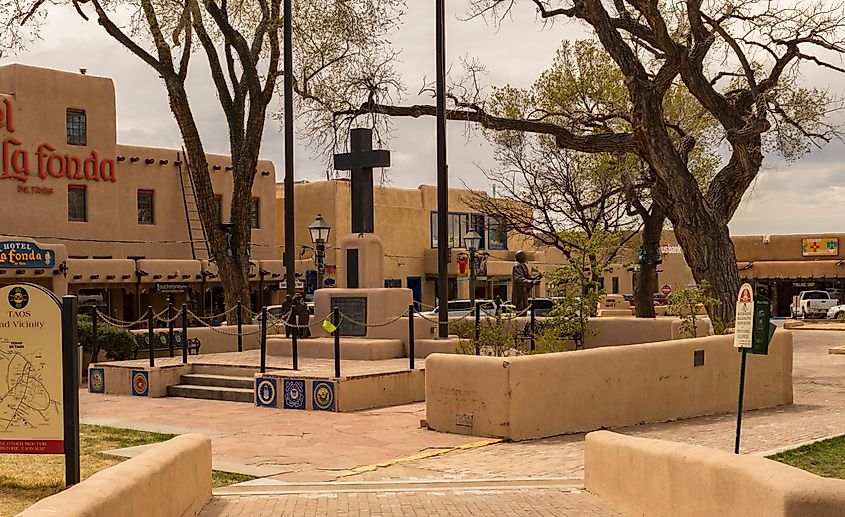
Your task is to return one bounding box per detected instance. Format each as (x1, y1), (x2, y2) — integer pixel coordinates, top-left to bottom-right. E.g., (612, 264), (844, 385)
(420, 300), (498, 319)
(827, 304), (845, 320)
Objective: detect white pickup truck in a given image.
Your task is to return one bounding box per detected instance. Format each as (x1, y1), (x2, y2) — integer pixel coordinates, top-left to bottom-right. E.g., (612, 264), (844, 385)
(791, 291), (838, 319)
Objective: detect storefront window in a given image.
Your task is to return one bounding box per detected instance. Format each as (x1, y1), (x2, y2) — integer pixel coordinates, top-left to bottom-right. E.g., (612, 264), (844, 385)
(68, 185), (87, 222)
(488, 216), (508, 250)
(137, 190), (154, 224)
(431, 212), (485, 249)
(66, 109), (87, 146)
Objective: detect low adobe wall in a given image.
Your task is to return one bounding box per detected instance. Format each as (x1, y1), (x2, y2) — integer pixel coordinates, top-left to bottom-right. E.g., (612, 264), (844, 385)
(425, 330), (792, 440)
(585, 431), (845, 517)
(19, 433), (212, 517)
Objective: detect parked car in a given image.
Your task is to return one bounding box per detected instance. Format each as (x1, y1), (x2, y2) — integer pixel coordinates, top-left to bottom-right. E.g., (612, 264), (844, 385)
(791, 290), (838, 319)
(827, 304), (845, 320)
(420, 300), (498, 318)
(253, 305), (287, 324)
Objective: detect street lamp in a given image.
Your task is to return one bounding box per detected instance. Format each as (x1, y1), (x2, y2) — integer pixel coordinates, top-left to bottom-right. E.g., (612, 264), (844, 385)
(464, 229), (482, 308)
(308, 214), (332, 292)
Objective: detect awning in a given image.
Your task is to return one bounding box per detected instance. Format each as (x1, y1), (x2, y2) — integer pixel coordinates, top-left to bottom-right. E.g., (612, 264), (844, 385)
(738, 260), (845, 280)
(136, 259), (203, 283)
(67, 259), (136, 284)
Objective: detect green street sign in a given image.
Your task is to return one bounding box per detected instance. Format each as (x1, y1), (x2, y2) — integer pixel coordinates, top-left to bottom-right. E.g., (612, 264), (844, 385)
(750, 293), (776, 355)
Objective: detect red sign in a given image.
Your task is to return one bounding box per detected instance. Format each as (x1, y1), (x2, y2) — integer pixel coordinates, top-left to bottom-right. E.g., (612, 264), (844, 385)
(1, 98), (116, 184)
(660, 284), (672, 295)
(0, 440), (63, 454)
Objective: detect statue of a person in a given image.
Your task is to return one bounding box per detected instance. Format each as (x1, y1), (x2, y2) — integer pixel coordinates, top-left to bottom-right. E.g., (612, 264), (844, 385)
(512, 250), (541, 312)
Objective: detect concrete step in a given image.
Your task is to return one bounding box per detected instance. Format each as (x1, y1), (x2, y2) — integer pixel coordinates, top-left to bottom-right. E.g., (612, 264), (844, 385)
(180, 373), (254, 389)
(167, 384), (253, 403)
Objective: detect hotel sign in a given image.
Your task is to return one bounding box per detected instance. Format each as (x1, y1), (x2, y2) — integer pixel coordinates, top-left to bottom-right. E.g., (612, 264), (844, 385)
(1, 98), (116, 184)
(0, 241), (55, 268)
(802, 237), (838, 257)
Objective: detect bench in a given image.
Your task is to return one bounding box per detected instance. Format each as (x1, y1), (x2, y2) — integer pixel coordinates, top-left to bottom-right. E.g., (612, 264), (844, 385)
(134, 332), (201, 359)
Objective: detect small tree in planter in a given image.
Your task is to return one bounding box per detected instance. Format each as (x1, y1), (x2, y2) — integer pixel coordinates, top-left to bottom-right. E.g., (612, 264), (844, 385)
(667, 282), (721, 338)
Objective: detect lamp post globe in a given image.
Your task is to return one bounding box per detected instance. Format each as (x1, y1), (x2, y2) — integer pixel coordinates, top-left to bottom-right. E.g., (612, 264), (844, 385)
(308, 214), (332, 292)
(464, 230), (482, 308)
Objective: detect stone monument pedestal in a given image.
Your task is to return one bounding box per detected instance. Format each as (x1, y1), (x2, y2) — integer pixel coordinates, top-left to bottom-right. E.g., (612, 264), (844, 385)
(313, 287), (413, 339)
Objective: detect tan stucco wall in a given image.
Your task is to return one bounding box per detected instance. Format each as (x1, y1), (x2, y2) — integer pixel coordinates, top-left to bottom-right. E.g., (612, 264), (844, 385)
(130, 325), (261, 355)
(585, 430), (845, 517)
(425, 330), (792, 440)
(19, 433), (212, 517)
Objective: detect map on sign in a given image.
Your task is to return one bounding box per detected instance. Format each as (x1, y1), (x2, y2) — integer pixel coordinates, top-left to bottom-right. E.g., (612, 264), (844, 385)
(0, 284), (64, 454)
(0, 343), (62, 432)
(734, 283), (754, 348)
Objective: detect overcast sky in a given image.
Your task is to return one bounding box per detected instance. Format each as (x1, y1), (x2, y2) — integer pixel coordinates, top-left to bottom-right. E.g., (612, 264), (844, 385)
(3, 2), (844, 237)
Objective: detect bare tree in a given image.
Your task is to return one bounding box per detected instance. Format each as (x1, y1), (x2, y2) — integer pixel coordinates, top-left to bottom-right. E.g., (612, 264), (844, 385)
(306, 3), (843, 322)
(4, 0), (401, 314)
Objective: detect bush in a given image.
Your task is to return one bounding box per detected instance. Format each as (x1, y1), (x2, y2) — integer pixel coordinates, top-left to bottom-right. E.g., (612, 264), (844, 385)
(667, 281), (719, 338)
(457, 315), (519, 357)
(78, 314), (136, 361)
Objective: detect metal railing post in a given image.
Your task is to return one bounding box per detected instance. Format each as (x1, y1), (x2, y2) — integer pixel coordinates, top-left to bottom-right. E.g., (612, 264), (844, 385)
(474, 302), (481, 356)
(90, 305), (99, 364)
(237, 300), (243, 353)
(260, 306), (268, 374)
(529, 300), (536, 352)
(147, 306), (155, 368)
(167, 299), (175, 358)
(333, 307), (341, 378)
(408, 304), (415, 370)
(181, 303), (188, 364)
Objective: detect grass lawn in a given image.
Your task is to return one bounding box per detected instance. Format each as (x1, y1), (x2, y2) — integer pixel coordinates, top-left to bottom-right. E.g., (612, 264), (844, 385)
(0, 424), (254, 516)
(768, 434), (845, 479)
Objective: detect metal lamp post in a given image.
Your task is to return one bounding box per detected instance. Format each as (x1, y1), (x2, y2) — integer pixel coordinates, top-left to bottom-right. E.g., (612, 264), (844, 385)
(308, 214), (332, 292)
(464, 230), (482, 308)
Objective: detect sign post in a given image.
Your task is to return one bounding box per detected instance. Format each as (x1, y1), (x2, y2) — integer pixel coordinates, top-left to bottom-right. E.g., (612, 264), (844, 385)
(0, 284), (79, 486)
(733, 284), (776, 454)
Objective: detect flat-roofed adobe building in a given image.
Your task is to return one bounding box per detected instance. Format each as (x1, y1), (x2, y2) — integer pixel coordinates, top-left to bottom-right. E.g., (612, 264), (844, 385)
(0, 64), (280, 320)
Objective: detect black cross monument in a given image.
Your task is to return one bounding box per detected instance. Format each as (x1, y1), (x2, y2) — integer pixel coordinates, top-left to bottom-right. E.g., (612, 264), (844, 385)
(333, 128), (391, 234)
(333, 129), (390, 288)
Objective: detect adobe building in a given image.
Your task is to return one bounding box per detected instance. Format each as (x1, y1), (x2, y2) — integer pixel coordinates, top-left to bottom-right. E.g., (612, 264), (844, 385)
(0, 64), (281, 320)
(277, 179), (544, 307)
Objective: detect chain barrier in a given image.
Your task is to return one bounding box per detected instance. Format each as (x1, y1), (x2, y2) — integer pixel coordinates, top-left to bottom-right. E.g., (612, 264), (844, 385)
(284, 312), (334, 329)
(95, 309), (151, 329)
(184, 309), (265, 336)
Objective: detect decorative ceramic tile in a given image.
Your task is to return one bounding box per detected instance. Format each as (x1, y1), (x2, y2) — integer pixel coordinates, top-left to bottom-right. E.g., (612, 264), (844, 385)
(255, 377), (278, 408)
(312, 380), (336, 412)
(89, 367), (105, 393)
(283, 379), (306, 410)
(131, 370), (148, 397)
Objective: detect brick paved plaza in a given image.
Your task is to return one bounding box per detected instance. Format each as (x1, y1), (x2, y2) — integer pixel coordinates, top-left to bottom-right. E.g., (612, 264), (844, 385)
(80, 329), (845, 515)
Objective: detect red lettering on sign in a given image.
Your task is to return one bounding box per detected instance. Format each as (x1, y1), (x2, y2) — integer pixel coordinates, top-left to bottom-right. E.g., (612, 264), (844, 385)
(65, 155), (81, 180)
(2, 138), (28, 182)
(0, 98), (14, 133)
(47, 153), (64, 178)
(36, 143), (54, 179)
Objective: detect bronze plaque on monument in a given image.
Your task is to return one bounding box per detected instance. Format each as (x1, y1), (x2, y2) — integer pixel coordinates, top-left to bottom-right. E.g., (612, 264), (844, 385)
(331, 297), (367, 336)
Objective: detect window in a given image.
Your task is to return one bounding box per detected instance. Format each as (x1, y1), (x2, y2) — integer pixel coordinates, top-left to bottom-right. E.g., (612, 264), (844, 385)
(66, 109), (87, 146)
(384, 279), (402, 288)
(68, 185), (87, 222)
(612, 277), (620, 294)
(431, 212), (485, 249)
(251, 198), (260, 229)
(488, 216), (508, 250)
(137, 190), (154, 225)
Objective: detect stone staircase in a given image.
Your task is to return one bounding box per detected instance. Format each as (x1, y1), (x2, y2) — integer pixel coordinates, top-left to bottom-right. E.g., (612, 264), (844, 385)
(166, 373), (254, 403)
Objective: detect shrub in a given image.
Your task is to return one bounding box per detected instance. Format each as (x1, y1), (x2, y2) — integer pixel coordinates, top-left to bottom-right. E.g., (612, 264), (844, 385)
(667, 281), (719, 338)
(78, 314), (136, 361)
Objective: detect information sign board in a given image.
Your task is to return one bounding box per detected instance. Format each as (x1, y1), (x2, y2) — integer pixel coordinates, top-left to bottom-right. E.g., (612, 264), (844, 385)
(734, 283), (754, 348)
(0, 284), (64, 453)
(330, 297), (367, 336)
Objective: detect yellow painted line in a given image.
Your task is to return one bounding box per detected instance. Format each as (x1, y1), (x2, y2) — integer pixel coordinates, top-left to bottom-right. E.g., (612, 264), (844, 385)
(338, 438), (503, 477)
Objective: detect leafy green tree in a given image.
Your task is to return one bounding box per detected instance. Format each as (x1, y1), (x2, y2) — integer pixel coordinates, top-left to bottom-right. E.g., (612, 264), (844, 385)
(667, 281), (720, 338)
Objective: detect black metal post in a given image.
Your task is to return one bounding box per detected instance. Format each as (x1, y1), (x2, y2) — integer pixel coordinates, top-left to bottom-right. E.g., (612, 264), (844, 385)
(147, 306), (155, 367)
(333, 307), (341, 378)
(283, 0), (296, 298)
(258, 273), (264, 312)
(181, 303), (188, 364)
(408, 304), (415, 370)
(237, 300), (243, 353)
(469, 248), (477, 309)
(62, 296), (81, 487)
(316, 241), (325, 292)
(200, 277), (206, 317)
(529, 300), (536, 352)
(260, 306), (268, 373)
(167, 298), (174, 358)
(735, 348), (748, 453)
(90, 305), (99, 364)
(435, 0), (449, 339)
(292, 317), (299, 370)
(474, 302), (481, 356)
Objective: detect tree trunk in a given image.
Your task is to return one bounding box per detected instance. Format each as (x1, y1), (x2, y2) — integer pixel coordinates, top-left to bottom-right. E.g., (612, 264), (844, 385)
(634, 205), (665, 318)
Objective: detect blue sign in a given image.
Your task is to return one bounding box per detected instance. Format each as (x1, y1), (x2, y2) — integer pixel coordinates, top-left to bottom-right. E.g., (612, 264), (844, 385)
(0, 241), (55, 268)
(283, 379), (306, 410)
(312, 381), (336, 412)
(131, 370), (149, 397)
(89, 368), (105, 393)
(255, 377), (277, 408)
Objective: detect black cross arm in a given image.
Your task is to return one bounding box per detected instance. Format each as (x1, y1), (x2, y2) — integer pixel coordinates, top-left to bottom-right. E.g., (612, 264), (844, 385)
(333, 150), (391, 171)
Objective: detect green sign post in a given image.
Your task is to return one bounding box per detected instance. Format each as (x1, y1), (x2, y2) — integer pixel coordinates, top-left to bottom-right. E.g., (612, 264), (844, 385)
(734, 287), (776, 454)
